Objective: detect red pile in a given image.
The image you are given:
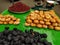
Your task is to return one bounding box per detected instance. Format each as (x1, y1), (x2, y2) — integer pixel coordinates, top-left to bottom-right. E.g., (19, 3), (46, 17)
(9, 2), (30, 12)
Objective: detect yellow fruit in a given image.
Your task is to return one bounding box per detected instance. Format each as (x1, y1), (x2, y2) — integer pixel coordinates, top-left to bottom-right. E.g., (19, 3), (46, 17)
(37, 24), (42, 28)
(27, 19), (32, 23)
(14, 21), (20, 24)
(34, 20), (39, 24)
(48, 25), (54, 29)
(33, 16), (37, 20)
(39, 11), (43, 15)
(56, 19), (60, 23)
(0, 18), (2, 21)
(9, 21), (13, 24)
(0, 21), (3, 24)
(44, 11), (50, 14)
(52, 23), (58, 26)
(26, 16), (31, 19)
(58, 23), (60, 26)
(45, 15), (51, 19)
(1, 18), (5, 22)
(5, 18), (11, 22)
(40, 21), (44, 24)
(16, 18), (20, 21)
(54, 16), (59, 19)
(34, 10), (39, 13)
(4, 22), (8, 24)
(45, 21), (51, 25)
(12, 18), (16, 21)
(38, 17), (43, 20)
(44, 19), (48, 22)
(31, 23), (36, 26)
(50, 18), (56, 23)
(0, 15), (3, 18)
(30, 16), (35, 20)
(25, 23), (30, 26)
(55, 27), (60, 30)
(42, 25), (48, 28)
(30, 13), (35, 16)
(41, 15), (45, 18)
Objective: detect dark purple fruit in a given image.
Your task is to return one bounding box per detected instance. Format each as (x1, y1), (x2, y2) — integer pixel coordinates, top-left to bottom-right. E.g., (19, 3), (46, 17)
(0, 28), (52, 45)
(12, 30), (18, 36)
(13, 28), (17, 30)
(7, 34), (12, 41)
(34, 32), (40, 37)
(23, 33), (27, 38)
(32, 43), (36, 45)
(25, 29), (28, 33)
(30, 29), (33, 33)
(20, 36), (25, 41)
(37, 43), (44, 45)
(44, 42), (52, 45)
(30, 38), (34, 43)
(25, 37), (31, 44)
(21, 43), (25, 45)
(42, 39), (50, 45)
(40, 34), (47, 38)
(34, 38), (38, 43)
(5, 27), (9, 30)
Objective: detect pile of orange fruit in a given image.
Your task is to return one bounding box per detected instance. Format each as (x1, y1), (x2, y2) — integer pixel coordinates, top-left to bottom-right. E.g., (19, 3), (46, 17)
(25, 10), (60, 30)
(0, 14), (20, 24)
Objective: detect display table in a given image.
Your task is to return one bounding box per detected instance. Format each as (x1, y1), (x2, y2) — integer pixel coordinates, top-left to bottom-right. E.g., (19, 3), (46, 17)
(1, 9), (60, 45)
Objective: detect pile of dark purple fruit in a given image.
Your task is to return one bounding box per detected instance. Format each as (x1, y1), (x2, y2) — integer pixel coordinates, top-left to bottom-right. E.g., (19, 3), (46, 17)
(0, 27), (52, 45)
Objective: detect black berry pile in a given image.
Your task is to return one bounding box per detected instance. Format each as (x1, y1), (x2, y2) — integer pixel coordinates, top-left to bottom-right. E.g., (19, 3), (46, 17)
(0, 27), (52, 45)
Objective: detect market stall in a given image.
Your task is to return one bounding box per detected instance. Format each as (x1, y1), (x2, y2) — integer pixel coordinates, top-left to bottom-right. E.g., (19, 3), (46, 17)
(0, 1), (60, 45)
